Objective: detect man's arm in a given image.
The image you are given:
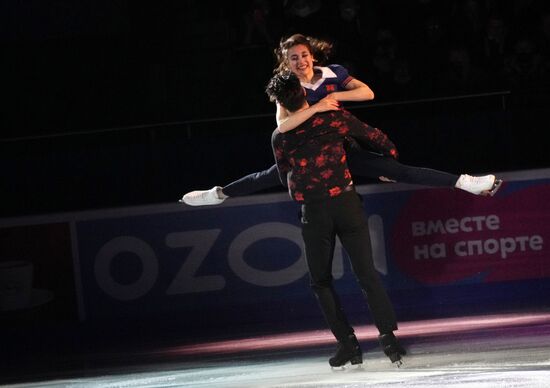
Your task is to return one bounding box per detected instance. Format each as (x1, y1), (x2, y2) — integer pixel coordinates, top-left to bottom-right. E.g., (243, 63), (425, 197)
(341, 110), (399, 159)
(271, 130), (290, 187)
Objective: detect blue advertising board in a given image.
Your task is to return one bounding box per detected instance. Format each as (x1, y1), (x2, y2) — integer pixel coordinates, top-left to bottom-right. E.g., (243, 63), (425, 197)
(2, 168), (550, 333)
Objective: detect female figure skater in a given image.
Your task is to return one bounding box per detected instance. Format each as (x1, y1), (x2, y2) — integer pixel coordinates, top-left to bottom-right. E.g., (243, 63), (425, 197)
(182, 34), (502, 206)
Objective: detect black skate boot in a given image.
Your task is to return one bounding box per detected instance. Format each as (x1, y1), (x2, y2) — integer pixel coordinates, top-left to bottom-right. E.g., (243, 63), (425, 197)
(378, 332), (406, 367)
(329, 334), (363, 368)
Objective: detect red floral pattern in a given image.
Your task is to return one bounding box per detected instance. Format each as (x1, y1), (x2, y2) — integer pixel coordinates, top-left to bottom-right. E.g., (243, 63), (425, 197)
(272, 109), (397, 203)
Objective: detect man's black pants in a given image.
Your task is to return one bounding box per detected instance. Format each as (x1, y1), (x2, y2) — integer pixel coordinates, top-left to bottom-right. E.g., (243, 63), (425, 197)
(300, 189), (398, 342)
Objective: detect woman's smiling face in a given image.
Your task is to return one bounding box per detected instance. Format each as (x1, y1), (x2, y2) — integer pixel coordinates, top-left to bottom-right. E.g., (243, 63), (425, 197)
(286, 44), (315, 80)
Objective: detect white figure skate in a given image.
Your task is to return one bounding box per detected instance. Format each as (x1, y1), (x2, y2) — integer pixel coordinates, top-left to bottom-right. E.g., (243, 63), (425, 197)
(455, 174), (502, 196)
(180, 186), (226, 206)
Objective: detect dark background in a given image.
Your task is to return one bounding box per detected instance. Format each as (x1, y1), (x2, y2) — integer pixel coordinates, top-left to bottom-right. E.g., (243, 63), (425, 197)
(2, 0), (550, 217)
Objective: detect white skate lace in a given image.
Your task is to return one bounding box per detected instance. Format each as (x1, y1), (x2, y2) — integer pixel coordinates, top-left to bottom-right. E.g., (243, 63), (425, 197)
(466, 175), (494, 187)
(192, 190), (216, 200)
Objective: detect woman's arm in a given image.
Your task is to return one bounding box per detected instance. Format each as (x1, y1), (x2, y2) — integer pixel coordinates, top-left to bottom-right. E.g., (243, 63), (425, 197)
(329, 78), (375, 101)
(275, 76), (374, 133)
(275, 103), (290, 126)
(276, 97), (340, 133)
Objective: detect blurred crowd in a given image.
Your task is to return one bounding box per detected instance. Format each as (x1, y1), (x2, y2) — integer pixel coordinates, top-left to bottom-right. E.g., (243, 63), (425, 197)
(216, 0), (550, 102)
(5, 0), (550, 135)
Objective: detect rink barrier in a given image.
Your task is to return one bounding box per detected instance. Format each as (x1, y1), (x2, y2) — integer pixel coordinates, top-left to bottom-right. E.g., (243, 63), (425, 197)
(0, 168), (549, 333)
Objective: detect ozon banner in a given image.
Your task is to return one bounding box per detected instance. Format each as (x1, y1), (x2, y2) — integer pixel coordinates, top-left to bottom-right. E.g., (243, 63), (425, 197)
(74, 198), (314, 321)
(69, 171), (550, 322)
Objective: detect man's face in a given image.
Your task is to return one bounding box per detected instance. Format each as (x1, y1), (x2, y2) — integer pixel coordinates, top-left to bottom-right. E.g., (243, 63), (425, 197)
(286, 44), (315, 79)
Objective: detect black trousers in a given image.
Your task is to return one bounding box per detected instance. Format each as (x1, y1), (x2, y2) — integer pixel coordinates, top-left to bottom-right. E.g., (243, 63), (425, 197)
(222, 151), (458, 197)
(300, 189), (397, 342)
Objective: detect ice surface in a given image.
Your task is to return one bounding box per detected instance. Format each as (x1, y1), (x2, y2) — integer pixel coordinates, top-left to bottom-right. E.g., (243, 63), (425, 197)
(5, 312), (550, 388)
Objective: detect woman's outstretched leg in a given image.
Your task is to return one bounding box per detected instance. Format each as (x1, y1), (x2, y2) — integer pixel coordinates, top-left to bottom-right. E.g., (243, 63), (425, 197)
(347, 150), (502, 195)
(181, 164), (281, 206)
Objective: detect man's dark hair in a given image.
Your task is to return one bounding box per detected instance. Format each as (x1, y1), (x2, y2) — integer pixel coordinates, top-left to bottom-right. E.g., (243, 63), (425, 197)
(265, 71), (306, 112)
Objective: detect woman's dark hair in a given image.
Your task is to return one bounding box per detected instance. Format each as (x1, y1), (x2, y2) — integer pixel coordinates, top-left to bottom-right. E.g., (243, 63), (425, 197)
(265, 71), (305, 112)
(274, 34), (333, 74)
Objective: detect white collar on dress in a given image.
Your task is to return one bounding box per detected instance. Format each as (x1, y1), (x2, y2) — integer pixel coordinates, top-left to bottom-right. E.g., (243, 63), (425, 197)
(301, 66), (337, 91)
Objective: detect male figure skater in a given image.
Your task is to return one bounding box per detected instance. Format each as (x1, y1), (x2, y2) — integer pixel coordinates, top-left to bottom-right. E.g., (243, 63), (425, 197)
(267, 71), (405, 367)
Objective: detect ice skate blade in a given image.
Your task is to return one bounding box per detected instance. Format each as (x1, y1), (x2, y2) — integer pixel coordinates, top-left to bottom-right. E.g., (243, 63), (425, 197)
(331, 363), (363, 372)
(481, 179), (503, 197)
(393, 359), (403, 368)
(386, 351), (402, 365)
